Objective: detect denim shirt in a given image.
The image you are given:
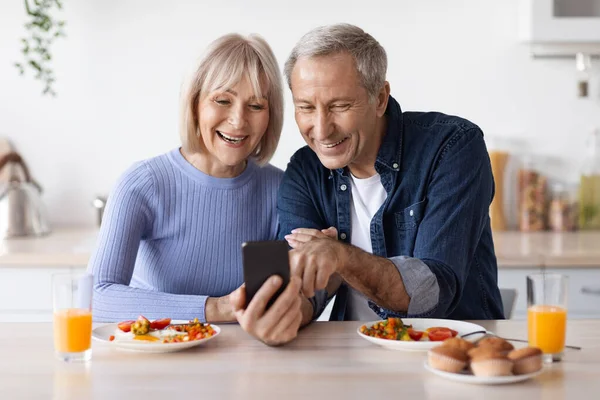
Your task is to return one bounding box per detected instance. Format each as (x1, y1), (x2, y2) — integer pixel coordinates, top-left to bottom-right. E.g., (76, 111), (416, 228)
(277, 95), (504, 321)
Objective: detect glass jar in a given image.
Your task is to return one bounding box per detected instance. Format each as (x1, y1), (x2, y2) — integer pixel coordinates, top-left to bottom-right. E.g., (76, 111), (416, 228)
(579, 129), (600, 230)
(518, 157), (547, 232)
(548, 183), (578, 232)
(485, 136), (511, 231)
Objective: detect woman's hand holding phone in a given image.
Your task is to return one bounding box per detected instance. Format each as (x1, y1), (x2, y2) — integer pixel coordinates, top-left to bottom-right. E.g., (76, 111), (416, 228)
(230, 275), (305, 346)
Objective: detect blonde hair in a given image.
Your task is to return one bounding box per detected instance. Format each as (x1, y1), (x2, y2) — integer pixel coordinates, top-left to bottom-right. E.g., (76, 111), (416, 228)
(180, 33), (283, 165)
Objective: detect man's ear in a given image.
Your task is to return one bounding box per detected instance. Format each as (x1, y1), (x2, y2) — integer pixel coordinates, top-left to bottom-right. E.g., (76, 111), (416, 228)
(376, 81), (391, 118)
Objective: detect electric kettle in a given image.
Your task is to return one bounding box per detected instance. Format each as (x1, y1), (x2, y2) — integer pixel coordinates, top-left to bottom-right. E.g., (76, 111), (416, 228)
(0, 152), (51, 238)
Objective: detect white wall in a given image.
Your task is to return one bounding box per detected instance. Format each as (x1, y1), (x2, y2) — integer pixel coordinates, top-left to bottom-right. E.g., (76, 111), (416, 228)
(1, 0), (599, 227)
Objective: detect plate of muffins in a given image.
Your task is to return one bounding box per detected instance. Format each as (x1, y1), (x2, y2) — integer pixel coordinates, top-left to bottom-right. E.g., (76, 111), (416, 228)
(425, 336), (544, 385)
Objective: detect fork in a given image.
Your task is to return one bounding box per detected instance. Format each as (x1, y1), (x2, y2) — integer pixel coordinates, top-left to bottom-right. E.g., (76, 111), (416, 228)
(461, 330), (581, 350)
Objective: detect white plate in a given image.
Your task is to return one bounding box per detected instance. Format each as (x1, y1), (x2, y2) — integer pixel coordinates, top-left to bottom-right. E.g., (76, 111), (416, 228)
(424, 362), (544, 385)
(357, 318), (486, 351)
(92, 320), (220, 353)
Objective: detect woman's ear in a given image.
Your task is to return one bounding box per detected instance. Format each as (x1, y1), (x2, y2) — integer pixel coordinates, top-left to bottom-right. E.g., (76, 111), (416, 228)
(376, 81), (390, 118)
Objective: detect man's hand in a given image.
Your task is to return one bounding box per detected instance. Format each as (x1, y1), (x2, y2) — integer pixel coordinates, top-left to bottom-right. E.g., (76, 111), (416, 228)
(285, 227), (346, 298)
(231, 276), (305, 346)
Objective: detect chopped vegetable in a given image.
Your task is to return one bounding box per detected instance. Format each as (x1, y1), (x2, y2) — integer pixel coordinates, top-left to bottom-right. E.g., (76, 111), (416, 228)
(360, 318), (458, 341)
(130, 315), (150, 335)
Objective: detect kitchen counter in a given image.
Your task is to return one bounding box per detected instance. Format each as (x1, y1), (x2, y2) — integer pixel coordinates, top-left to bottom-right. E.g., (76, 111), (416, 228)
(1, 228), (599, 268)
(1, 320), (598, 398)
(493, 231), (600, 268)
(0, 228), (97, 267)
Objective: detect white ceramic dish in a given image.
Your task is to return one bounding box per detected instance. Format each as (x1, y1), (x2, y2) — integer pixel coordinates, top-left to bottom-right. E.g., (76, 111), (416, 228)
(357, 318), (486, 351)
(92, 320), (220, 353)
(424, 362), (544, 385)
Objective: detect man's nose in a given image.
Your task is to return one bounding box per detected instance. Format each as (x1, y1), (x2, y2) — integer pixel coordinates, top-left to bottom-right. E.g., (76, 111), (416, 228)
(311, 110), (332, 140)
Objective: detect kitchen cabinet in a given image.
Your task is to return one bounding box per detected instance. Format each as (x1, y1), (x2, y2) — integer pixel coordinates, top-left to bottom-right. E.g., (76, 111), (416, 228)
(2, 229), (600, 322)
(499, 267), (600, 320)
(0, 266), (86, 322)
(520, 0), (600, 57)
(520, 0), (600, 42)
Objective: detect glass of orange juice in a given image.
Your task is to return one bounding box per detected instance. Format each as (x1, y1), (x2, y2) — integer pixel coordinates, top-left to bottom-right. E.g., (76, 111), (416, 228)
(527, 273), (568, 363)
(52, 273), (93, 362)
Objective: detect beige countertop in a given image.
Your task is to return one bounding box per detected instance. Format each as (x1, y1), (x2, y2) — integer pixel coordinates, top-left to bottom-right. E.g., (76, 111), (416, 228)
(1, 228), (599, 268)
(493, 231), (600, 268)
(0, 320), (598, 398)
(0, 228), (97, 267)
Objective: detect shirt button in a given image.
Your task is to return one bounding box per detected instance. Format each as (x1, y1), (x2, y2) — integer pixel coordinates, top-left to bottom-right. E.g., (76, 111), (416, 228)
(392, 162), (399, 169)
(409, 209), (414, 217)
(340, 233), (347, 240)
(340, 184), (347, 191)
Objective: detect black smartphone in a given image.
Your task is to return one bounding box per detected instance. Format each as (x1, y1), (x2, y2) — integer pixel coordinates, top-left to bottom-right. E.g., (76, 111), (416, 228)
(242, 240), (291, 309)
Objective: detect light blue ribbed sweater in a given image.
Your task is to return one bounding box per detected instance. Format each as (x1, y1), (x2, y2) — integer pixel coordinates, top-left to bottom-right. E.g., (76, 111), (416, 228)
(88, 148), (283, 322)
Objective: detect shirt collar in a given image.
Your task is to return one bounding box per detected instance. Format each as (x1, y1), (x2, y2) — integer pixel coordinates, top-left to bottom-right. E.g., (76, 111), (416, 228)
(375, 95), (403, 172)
(334, 94), (403, 177)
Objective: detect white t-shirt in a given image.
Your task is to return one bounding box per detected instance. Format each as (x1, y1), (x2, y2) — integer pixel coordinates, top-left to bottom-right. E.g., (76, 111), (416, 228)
(346, 172), (387, 321)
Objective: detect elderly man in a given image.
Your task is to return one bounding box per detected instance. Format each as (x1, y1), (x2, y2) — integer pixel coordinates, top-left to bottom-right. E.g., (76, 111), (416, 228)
(232, 23), (503, 346)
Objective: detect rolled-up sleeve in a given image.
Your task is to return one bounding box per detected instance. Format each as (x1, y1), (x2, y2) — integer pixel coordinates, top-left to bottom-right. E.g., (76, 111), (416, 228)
(389, 256), (439, 315)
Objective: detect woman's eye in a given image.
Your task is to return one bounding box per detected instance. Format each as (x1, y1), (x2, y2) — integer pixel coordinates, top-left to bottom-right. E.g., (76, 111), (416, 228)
(214, 99), (230, 106)
(249, 104), (265, 111)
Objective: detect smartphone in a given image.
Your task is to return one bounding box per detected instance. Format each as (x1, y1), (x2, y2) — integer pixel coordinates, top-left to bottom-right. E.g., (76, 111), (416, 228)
(242, 240), (291, 309)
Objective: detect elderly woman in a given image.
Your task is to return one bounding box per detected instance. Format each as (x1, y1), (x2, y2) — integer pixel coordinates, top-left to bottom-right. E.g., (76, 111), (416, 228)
(89, 34), (302, 335)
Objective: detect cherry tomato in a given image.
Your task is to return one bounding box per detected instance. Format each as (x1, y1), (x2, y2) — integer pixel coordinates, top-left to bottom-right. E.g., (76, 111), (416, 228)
(109, 335), (115, 341)
(150, 318), (171, 330)
(117, 320), (135, 332)
(427, 327), (458, 341)
(407, 328), (424, 341)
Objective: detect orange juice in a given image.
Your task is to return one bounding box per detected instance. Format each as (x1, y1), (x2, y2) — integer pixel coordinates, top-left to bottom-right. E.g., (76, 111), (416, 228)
(53, 309), (92, 353)
(528, 305), (567, 354)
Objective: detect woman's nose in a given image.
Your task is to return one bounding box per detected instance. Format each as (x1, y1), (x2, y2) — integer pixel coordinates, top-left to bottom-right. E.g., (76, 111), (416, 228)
(227, 107), (246, 129)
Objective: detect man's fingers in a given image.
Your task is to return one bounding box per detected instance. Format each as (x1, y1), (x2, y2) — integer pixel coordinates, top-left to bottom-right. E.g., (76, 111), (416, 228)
(301, 261), (317, 298)
(321, 226), (338, 239)
(315, 267), (331, 292)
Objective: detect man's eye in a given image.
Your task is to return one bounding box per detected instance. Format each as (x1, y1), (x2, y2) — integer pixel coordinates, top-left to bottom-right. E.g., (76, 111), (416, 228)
(298, 105), (313, 111)
(332, 104), (350, 109)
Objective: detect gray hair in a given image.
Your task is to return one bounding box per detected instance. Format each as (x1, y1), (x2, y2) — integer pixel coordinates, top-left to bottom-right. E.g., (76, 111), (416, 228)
(180, 33), (284, 165)
(284, 24), (387, 99)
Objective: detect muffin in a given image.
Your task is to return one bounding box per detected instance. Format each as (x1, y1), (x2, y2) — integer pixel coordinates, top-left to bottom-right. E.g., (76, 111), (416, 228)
(428, 346), (469, 373)
(467, 346), (503, 360)
(508, 347), (543, 375)
(470, 352), (514, 377)
(476, 337), (514, 353)
(442, 337), (475, 352)
(441, 337), (476, 352)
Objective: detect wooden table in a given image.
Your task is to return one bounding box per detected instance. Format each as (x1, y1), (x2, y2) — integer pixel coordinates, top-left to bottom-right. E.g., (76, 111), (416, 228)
(1, 320), (599, 399)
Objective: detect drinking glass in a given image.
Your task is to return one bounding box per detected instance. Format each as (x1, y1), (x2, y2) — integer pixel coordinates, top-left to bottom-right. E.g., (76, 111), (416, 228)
(52, 273), (93, 362)
(527, 273), (568, 363)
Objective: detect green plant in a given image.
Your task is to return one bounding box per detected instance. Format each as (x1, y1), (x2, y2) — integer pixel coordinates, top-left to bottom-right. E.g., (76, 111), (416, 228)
(14, 0), (66, 96)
